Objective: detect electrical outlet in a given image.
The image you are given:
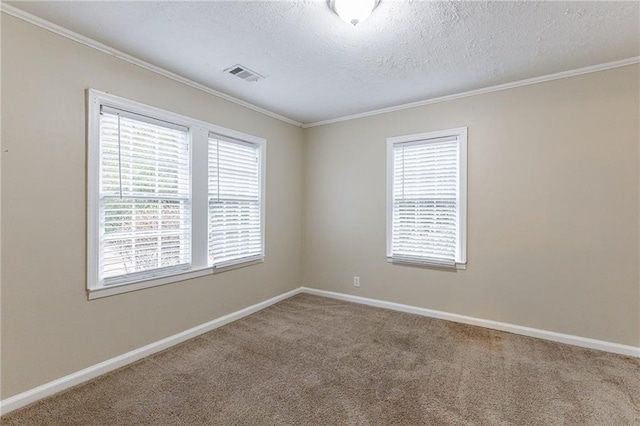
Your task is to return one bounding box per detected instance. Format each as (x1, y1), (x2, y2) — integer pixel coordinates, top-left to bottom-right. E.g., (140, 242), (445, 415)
(353, 276), (360, 287)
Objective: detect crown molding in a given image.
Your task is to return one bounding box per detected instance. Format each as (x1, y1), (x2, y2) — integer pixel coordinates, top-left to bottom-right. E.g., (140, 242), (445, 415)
(0, 3), (303, 128)
(303, 56), (640, 128)
(3, 3), (638, 130)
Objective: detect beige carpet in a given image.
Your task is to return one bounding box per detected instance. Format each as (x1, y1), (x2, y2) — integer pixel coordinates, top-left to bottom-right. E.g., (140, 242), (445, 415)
(3, 294), (639, 425)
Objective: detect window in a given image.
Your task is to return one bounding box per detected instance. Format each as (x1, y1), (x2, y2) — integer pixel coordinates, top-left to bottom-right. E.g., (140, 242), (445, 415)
(98, 107), (191, 285)
(386, 128), (467, 269)
(208, 135), (262, 267)
(88, 89), (265, 298)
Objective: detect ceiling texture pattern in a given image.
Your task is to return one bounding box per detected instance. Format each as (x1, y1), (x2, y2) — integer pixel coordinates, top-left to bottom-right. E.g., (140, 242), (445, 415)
(6, 1), (640, 124)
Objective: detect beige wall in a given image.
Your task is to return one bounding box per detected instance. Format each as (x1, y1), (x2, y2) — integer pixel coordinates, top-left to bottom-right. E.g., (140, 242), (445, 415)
(2, 11), (640, 402)
(303, 65), (640, 347)
(1, 15), (304, 398)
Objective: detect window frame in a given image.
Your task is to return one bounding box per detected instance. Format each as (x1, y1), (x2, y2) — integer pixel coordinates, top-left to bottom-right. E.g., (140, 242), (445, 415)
(207, 133), (265, 268)
(87, 89), (266, 299)
(386, 127), (467, 269)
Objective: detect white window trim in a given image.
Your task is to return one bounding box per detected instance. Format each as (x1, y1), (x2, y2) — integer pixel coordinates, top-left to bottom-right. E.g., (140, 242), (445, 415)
(87, 89), (266, 299)
(386, 127), (467, 270)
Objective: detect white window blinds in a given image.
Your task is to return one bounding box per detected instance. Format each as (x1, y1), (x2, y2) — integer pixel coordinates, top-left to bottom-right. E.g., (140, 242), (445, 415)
(388, 129), (466, 267)
(99, 106), (191, 284)
(208, 135), (262, 267)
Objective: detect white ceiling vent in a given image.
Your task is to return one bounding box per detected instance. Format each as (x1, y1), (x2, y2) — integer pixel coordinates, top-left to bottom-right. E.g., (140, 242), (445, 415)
(224, 64), (264, 82)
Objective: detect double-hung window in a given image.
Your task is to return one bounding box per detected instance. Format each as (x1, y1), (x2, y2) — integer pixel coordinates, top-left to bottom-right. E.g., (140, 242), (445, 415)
(98, 106), (191, 284)
(88, 89), (265, 299)
(208, 135), (263, 267)
(387, 128), (467, 269)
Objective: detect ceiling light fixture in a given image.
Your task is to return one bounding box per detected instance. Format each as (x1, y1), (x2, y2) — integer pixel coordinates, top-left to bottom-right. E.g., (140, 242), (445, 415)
(328, 0), (381, 26)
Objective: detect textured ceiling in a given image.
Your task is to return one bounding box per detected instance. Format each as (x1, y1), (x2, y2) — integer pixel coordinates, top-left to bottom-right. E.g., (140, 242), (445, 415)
(7, 1), (640, 124)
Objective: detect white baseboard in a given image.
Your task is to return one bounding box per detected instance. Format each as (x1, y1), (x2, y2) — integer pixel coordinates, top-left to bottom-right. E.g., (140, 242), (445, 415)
(3, 286), (638, 415)
(301, 287), (640, 358)
(0, 287), (303, 415)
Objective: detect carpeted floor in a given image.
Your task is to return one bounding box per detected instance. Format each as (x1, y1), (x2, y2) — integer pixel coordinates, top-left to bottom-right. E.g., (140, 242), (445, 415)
(3, 294), (639, 425)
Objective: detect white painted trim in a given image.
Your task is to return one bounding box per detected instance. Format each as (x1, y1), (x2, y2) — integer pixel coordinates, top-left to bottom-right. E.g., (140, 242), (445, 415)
(88, 259), (265, 300)
(3, 286), (638, 414)
(86, 90), (101, 292)
(86, 89), (267, 298)
(0, 4), (302, 128)
(386, 128), (467, 267)
(191, 126), (210, 270)
(2, 4), (638, 129)
(88, 267), (213, 300)
(88, 89), (269, 146)
(0, 287), (304, 415)
(301, 287), (640, 358)
(302, 56), (640, 128)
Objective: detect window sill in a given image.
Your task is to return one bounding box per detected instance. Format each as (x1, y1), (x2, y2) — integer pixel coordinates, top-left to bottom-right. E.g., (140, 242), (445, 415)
(87, 257), (264, 300)
(387, 256), (466, 270)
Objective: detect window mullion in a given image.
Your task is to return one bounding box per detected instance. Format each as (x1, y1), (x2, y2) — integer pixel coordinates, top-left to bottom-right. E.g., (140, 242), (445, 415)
(190, 127), (210, 270)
